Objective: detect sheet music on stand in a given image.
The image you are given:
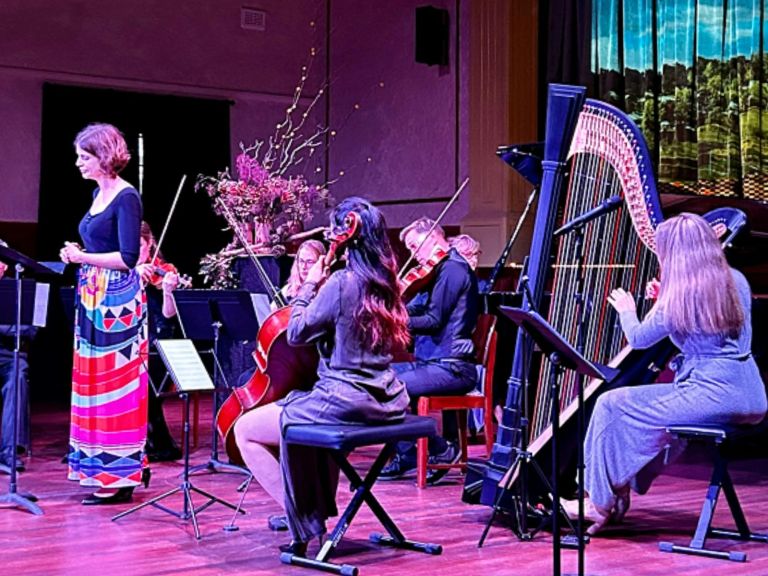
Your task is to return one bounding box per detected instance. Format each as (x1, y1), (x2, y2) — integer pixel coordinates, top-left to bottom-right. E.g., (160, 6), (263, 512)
(0, 279), (51, 329)
(250, 293), (273, 324)
(155, 339), (215, 393)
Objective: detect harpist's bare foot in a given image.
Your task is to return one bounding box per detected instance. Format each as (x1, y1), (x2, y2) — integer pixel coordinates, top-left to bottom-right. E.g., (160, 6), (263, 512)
(613, 486), (631, 524)
(559, 497), (611, 535)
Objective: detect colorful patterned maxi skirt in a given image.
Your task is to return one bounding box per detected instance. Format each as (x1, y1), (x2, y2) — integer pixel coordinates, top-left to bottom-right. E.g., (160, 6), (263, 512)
(67, 264), (148, 488)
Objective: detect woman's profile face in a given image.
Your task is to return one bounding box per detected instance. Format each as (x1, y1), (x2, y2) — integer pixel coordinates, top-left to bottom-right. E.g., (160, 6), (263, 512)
(75, 145), (103, 181)
(465, 250), (479, 270)
(296, 246), (320, 281)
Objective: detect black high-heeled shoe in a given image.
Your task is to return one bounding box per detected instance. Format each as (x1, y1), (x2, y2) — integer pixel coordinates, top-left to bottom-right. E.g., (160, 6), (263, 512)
(81, 487), (134, 505)
(141, 468), (151, 489)
(278, 540), (308, 557)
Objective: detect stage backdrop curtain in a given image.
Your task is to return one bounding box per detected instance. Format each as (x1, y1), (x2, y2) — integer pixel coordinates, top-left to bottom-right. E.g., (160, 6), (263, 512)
(590, 0), (768, 201)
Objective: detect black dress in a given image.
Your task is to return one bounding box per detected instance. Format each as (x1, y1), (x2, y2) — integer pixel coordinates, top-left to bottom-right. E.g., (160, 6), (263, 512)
(277, 270), (409, 542)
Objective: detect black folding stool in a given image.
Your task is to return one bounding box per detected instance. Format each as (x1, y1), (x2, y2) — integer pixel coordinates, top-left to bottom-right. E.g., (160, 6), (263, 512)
(659, 424), (768, 562)
(280, 414), (443, 576)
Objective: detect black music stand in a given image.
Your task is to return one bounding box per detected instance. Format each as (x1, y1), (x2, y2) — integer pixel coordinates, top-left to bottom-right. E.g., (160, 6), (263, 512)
(112, 339), (243, 539)
(485, 307), (617, 576)
(555, 216), (592, 576)
(171, 289), (257, 476)
(0, 244), (58, 515)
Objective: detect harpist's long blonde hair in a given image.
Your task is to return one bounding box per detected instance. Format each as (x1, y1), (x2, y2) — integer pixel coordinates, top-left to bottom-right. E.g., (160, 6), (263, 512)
(655, 213), (744, 337)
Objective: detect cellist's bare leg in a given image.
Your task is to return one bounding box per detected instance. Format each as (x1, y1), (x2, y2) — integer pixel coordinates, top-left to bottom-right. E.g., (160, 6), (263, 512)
(234, 402), (284, 507)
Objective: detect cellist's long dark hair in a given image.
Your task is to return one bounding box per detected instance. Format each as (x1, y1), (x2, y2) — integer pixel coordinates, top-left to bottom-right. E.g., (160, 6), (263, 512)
(330, 197), (409, 352)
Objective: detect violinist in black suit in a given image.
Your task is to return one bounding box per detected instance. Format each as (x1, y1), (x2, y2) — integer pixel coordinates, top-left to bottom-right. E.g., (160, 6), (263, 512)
(380, 217), (479, 484)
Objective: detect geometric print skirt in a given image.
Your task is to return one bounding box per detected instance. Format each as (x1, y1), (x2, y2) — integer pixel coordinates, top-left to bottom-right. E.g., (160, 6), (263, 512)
(67, 264), (149, 489)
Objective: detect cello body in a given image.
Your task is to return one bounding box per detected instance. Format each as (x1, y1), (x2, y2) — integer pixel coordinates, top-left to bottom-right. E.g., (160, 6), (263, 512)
(216, 306), (319, 464)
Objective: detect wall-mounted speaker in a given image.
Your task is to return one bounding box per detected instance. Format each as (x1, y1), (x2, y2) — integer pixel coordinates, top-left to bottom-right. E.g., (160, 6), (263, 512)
(415, 6), (449, 66)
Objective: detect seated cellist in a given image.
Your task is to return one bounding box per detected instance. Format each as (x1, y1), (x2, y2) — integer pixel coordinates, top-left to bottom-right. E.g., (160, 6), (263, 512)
(233, 196), (410, 556)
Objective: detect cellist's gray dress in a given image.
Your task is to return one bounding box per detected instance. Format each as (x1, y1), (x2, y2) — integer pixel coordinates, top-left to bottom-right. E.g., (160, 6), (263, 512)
(584, 269), (767, 513)
(279, 270), (409, 542)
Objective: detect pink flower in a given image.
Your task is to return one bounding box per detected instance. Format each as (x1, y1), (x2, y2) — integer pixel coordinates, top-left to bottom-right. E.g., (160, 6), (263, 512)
(196, 142), (332, 246)
(235, 153), (269, 186)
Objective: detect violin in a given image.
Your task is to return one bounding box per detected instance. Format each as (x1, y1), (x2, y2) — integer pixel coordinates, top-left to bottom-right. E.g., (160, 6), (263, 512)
(399, 244), (448, 301)
(142, 258), (192, 289)
(395, 178), (468, 301)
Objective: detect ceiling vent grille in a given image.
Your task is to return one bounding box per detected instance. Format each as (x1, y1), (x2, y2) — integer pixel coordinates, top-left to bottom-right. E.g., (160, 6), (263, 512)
(241, 7), (266, 31)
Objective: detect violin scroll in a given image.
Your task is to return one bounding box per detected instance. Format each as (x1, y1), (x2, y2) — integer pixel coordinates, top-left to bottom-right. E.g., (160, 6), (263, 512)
(322, 211), (361, 268)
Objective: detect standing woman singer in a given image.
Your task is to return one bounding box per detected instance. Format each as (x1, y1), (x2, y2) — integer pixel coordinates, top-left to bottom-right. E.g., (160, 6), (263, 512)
(60, 123), (149, 505)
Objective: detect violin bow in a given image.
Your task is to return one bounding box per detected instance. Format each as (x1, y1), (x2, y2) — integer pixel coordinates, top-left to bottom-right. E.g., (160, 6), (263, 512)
(215, 197), (286, 307)
(149, 174), (187, 268)
(397, 177), (469, 278)
(484, 184), (537, 293)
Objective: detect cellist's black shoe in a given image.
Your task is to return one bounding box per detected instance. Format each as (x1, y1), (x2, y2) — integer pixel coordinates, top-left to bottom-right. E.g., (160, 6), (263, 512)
(279, 540), (308, 557)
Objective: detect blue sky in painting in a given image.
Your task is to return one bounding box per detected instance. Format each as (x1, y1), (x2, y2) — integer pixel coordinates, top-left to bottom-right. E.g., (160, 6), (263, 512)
(592, 0), (765, 71)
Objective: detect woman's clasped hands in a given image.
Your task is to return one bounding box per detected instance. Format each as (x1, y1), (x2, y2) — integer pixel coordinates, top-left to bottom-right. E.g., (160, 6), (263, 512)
(60, 241), (85, 264)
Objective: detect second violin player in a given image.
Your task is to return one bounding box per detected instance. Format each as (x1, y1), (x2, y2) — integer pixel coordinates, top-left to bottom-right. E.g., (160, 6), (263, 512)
(381, 217), (479, 485)
(135, 221), (183, 462)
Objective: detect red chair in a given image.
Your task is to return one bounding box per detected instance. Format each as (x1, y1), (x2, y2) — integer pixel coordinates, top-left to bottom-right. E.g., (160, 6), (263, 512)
(416, 313), (498, 488)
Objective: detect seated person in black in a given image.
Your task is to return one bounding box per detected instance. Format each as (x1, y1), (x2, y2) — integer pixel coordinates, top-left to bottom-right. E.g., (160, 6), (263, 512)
(0, 260), (31, 472)
(380, 218), (479, 484)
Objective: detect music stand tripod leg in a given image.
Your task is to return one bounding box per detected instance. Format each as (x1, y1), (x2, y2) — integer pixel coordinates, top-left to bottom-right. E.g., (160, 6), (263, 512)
(478, 450), (525, 547)
(186, 334), (248, 477)
(478, 434), (575, 547)
(112, 393), (243, 539)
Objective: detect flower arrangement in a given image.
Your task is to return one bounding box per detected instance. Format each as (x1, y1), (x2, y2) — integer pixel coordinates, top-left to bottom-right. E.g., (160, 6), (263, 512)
(196, 66), (333, 288)
(196, 148), (330, 244)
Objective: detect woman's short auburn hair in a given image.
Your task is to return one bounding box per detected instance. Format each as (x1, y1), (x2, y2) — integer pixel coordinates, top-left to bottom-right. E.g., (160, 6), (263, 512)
(74, 123), (131, 177)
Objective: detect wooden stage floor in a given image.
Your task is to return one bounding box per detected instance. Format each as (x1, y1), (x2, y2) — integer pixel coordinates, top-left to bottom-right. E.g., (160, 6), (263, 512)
(2, 398), (768, 576)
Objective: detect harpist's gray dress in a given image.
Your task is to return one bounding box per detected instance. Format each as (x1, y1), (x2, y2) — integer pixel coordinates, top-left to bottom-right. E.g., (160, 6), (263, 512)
(584, 268), (767, 513)
(279, 270), (409, 542)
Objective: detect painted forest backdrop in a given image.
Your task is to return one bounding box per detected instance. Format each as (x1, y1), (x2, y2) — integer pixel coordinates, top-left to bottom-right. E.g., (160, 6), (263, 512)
(591, 0), (768, 201)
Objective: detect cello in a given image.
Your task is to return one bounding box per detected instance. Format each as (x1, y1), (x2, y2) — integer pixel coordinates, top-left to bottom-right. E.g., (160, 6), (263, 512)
(215, 205), (360, 464)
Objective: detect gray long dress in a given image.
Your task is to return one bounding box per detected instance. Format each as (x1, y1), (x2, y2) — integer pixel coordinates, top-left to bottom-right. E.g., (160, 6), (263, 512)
(584, 268), (767, 513)
(278, 270), (409, 542)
